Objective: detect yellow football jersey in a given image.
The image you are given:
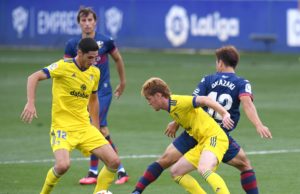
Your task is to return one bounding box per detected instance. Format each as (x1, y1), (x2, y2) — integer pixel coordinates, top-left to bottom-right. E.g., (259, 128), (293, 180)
(169, 95), (222, 142)
(43, 59), (100, 130)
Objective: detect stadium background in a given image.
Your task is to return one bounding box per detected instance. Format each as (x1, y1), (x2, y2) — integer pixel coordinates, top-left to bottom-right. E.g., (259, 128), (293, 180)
(0, 0), (300, 193)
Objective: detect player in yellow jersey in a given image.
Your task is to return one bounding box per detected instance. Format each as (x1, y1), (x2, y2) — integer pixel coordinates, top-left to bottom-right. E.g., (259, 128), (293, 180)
(139, 77), (234, 194)
(20, 38), (119, 194)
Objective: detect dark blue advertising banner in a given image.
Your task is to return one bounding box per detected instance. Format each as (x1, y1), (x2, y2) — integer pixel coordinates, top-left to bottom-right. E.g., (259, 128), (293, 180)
(0, 0), (299, 52)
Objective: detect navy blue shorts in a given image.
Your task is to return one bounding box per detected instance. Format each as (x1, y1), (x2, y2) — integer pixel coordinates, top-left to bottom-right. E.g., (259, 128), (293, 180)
(172, 131), (197, 154)
(222, 134), (240, 163)
(172, 131), (240, 163)
(98, 93), (112, 127)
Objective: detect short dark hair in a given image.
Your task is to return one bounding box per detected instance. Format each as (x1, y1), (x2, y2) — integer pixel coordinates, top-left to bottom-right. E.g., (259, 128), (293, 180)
(78, 38), (99, 53)
(215, 45), (239, 69)
(77, 7), (97, 23)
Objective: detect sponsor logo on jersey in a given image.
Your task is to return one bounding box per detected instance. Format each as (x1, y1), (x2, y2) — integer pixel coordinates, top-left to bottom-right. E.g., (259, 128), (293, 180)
(70, 90), (89, 99)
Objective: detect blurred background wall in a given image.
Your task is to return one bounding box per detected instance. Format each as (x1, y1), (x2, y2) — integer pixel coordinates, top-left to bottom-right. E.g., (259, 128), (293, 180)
(0, 0), (299, 52)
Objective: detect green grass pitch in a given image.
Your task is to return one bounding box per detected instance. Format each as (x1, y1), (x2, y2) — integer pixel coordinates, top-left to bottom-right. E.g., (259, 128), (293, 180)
(0, 48), (299, 193)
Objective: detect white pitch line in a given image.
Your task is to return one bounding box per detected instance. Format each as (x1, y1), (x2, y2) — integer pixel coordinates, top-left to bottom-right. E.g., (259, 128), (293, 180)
(1, 149), (300, 165)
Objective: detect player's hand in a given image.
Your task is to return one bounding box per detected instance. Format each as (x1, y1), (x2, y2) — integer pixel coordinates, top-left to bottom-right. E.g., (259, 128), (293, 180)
(164, 121), (179, 138)
(20, 102), (38, 123)
(222, 113), (234, 130)
(114, 82), (125, 99)
(256, 125), (272, 139)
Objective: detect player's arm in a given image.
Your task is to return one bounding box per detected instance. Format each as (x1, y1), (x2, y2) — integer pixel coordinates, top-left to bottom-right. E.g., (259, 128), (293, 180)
(20, 70), (48, 123)
(110, 49), (126, 99)
(240, 95), (272, 139)
(195, 96), (234, 129)
(88, 92), (100, 129)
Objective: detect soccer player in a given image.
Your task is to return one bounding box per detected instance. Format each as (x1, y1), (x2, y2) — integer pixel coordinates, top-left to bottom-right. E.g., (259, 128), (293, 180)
(64, 7), (128, 185)
(132, 45), (272, 194)
(139, 77), (234, 194)
(20, 38), (119, 194)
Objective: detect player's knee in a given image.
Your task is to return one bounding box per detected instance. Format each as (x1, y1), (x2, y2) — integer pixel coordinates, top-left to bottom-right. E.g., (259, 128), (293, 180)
(170, 165), (181, 178)
(157, 151), (180, 168)
(198, 165), (213, 175)
(55, 161), (70, 174)
(107, 156), (120, 170)
(157, 154), (173, 169)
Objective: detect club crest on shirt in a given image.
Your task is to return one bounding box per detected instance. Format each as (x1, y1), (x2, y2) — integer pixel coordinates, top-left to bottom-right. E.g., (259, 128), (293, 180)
(97, 41), (104, 49)
(81, 84), (87, 91)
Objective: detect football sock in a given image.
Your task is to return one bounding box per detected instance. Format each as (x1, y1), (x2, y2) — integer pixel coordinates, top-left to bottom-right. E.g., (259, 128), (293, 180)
(40, 167), (61, 194)
(203, 170), (230, 194)
(134, 162), (164, 192)
(93, 165), (116, 194)
(117, 164), (125, 173)
(241, 169), (259, 194)
(89, 154), (99, 175)
(174, 174), (206, 194)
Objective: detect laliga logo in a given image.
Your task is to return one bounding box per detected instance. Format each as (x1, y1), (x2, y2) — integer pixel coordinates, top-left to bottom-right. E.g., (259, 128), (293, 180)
(165, 5), (189, 47)
(105, 7), (123, 38)
(12, 6), (29, 38)
(165, 5), (240, 47)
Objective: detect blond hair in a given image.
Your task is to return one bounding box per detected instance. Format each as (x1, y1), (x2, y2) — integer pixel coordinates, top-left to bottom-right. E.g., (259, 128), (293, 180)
(141, 77), (171, 98)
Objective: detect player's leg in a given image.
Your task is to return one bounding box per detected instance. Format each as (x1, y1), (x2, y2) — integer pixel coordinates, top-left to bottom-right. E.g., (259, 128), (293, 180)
(78, 125), (120, 193)
(92, 144), (120, 193)
(40, 149), (70, 194)
(170, 154), (206, 194)
(41, 129), (73, 194)
(198, 133), (230, 194)
(132, 131), (198, 194)
(100, 126), (129, 184)
(223, 135), (258, 194)
(79, 94), (129, 185)
(100, 93), (129, 184)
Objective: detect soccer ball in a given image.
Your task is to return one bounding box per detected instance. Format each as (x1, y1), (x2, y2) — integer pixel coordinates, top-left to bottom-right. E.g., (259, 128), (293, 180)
(96, 190), (112, 194)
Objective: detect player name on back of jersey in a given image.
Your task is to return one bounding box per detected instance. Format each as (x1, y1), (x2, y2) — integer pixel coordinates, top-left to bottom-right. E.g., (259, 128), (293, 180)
(211, 79), (236, 90)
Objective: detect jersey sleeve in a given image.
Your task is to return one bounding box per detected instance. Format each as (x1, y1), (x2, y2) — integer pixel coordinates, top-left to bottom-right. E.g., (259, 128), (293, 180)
(239, 79), (254, 100)
(42, 60), (64, 79)
(64, 39), (77, 58)
(192, 76), (209, 96)
(106, 37), (117, 54)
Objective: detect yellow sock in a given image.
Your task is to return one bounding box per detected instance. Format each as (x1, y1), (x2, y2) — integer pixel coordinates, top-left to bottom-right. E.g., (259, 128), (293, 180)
(93, 165), (116, 194)
(203, 170), (230, 194)
(40, 167), (61, 194)
(174, 174), (206, 194)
